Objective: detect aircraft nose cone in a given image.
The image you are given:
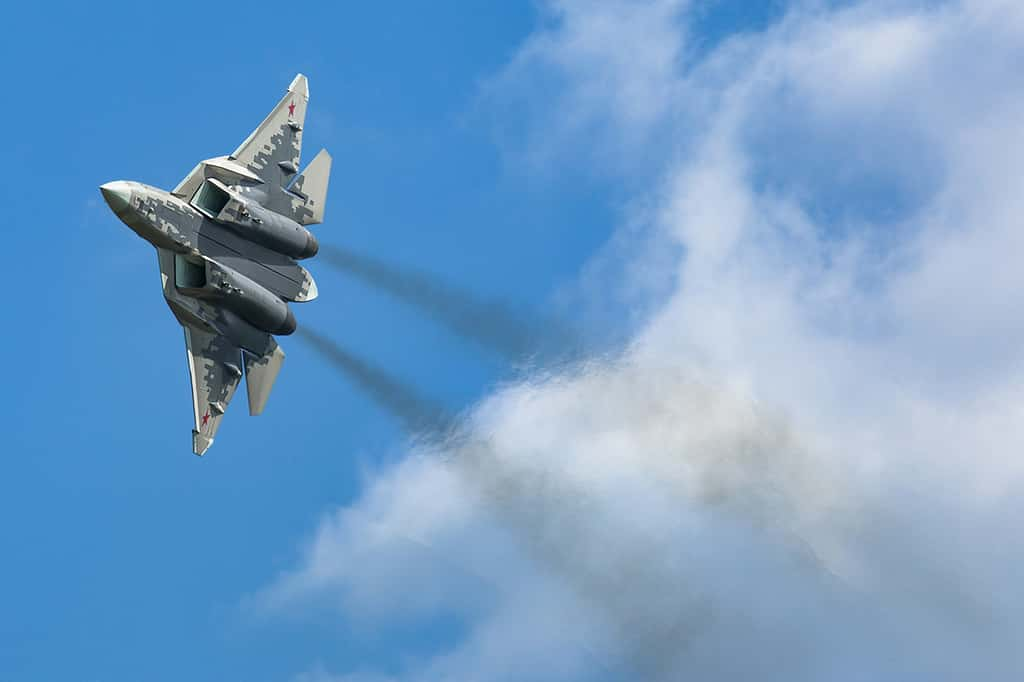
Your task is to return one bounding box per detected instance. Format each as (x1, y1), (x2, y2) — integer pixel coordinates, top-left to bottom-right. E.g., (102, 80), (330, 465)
(100, 181), (132, 215)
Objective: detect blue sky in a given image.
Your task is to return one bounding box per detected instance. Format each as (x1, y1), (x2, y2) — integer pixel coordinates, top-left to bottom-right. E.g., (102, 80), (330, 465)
(0, 2), (647, 679)
(1, 3), (574, 679)
(3, 1), (1024, 681)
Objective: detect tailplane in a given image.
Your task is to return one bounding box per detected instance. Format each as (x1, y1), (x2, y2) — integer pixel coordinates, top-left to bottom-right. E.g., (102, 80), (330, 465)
(285, 149), (333, 225)
(245, 342), (286, 416)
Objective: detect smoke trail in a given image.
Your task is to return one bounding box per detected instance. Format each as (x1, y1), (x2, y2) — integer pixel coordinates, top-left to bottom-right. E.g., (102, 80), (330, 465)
(297, 327), (452, 436)
(295, 329), (604, 659)
(298, 326), (705, 678)
(319, 244), (578, 363)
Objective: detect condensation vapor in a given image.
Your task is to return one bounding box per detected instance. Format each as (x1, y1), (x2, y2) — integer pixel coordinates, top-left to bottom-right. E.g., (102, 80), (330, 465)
(319, 244), (578, 364)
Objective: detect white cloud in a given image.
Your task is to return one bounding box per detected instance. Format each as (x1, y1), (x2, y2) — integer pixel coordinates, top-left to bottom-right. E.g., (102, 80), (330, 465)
(480, 0), (688, 176)
(267, 1), (1024, 679)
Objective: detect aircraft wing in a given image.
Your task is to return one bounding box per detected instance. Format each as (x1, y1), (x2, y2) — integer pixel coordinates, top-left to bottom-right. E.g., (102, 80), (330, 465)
(229, 73), (308, 184)
(172, 74), (309, 199)
(184, 325), (244, 455)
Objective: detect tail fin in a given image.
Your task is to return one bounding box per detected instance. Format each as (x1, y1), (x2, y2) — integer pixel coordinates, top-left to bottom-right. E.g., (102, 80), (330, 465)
(285, 148), (333, 225)
(245, 342), (286, 416)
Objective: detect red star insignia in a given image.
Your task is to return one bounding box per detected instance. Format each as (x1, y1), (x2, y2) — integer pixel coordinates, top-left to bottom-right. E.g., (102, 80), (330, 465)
(288, 100), (296, 117)
(202, 410), (211, 427)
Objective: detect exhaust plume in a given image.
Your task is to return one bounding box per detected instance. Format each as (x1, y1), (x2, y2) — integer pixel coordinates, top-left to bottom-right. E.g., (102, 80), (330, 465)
(296, 325), (737, 678)
(298, 326), (452, 436)
(319, 244), (578, 363)
(269, 2), (1024, 680)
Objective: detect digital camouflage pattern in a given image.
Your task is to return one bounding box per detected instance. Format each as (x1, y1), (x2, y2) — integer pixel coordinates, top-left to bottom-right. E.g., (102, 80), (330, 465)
(101, 74), (332, 456)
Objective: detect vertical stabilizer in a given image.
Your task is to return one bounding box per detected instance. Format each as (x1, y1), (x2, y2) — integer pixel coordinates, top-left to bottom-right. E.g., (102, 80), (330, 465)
(245, 343), (286, 416)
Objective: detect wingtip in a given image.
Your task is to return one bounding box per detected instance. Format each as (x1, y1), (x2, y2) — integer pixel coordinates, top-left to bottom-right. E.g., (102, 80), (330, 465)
(289, 73), (309, 100)
(192, 430), (213, 456)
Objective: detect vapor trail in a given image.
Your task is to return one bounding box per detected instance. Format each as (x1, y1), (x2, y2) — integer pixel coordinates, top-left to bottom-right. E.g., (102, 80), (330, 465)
(319, 244), (577, 363)
(297, 326), (452, 436)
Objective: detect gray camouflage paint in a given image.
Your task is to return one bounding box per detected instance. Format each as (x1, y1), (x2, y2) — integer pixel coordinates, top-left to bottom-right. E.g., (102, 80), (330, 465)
(101, 74), (331, 456)
(281, 148), (332, 226)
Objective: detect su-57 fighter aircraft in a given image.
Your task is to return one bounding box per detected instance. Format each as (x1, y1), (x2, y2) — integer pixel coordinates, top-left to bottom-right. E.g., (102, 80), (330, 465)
(100, 74), (331, 456)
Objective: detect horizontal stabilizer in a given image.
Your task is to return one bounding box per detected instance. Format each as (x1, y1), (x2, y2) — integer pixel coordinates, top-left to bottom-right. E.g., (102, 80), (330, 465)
(245, 342), (286, 416)
(286, 149), (332, 225)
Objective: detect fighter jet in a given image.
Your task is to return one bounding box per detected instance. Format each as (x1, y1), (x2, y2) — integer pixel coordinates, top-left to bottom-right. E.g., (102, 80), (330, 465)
(100, 74), (331, 456)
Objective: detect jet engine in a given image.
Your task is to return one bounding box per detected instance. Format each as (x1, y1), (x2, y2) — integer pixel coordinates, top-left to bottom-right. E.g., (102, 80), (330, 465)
(191, 178), (318, 260)
(175, 255), (296, 336)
